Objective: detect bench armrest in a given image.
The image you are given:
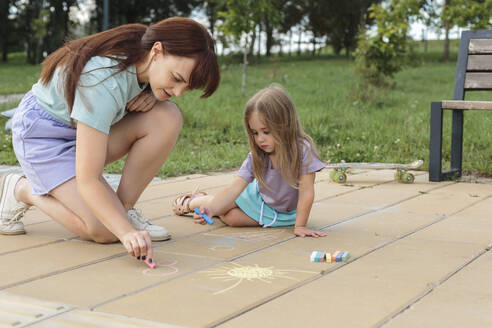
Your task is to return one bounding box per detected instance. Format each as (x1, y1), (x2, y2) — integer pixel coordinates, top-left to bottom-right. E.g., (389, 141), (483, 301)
(441, 100), (492, 110)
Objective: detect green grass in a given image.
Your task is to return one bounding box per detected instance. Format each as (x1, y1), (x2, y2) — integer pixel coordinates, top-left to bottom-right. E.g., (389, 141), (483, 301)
(0, 53), (41, 95)
(2, 41), (492, 177)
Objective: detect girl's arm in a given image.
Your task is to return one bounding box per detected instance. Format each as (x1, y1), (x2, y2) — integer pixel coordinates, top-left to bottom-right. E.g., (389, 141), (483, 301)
(198, 176), (249, 219)
(76, 122), (152, 258)
(294, 172), (327, 238)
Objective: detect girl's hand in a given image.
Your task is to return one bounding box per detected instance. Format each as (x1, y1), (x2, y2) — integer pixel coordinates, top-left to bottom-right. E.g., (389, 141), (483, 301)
(193, 207), (213, 225)
(121, 230), (153, 259)
(294, 226), (327, 238)
(126, 90), (157, 112)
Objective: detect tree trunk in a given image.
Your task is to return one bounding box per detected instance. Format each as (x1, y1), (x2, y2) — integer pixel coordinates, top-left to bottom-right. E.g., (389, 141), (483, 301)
(312, 35), (316, 56)
(242, 40), (248, 97)
(297, 29), (302, 56)
(443, 20), (450, 61)
(0, 0), (9, 62)
(206, 2), (216, 37)
(257, 23), (261, 59)
(249, 26), (256, 58)
(265, 19), (273, 57)
(288, 29), (292, 56)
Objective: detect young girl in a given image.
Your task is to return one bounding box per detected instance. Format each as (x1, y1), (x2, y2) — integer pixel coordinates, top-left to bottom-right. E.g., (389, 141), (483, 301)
(173, 85), (326, 238)
(0, 17), (220, 260)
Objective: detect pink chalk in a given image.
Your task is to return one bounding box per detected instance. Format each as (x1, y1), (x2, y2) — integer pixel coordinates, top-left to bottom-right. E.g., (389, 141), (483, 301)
(144, 257), (157, 269)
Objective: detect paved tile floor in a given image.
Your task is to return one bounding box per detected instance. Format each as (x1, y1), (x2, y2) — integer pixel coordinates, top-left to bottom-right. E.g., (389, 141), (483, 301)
(1, 167), (491, 328)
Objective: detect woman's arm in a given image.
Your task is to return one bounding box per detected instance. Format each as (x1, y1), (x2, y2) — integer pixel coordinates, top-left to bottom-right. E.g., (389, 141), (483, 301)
(294, 172), (326, 237)
(76, 122), (152, 258)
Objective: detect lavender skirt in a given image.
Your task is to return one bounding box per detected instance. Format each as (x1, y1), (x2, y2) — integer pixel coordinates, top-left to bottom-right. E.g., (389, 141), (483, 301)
(12, 91), (76, 195)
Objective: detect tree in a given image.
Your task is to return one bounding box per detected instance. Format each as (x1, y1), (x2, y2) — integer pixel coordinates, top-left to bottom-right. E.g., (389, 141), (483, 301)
(354, 0), (423, 86)
(0, 0), (12, 62)
(200, 0), (227, 38)
(276, 0), (303, 56)
(17, 0), (46, 64)
(427, 0), (492, 61)
(89, 0), (198, 31)
(324, 0), (381, 57)
(43, 0), (78, 56)
(9, 0), (79, 64)
(219, 0), (279, 95)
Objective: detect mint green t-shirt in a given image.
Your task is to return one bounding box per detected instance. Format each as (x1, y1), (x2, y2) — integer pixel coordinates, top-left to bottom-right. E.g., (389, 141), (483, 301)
(32, 56), (146, 134)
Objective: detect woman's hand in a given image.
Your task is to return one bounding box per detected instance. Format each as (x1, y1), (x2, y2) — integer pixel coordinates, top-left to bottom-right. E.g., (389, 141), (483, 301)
(294, 226), (327, 238)
(126, 90), (157, 112)
(121, 230), (153, 259)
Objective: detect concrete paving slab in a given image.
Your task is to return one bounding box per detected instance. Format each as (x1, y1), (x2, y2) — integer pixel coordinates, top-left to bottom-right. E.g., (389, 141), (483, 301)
(31, 309), (184, 328)
(25, 220), (77, 240)
(219, 188), (489, 327)
(219, 237), (483, 328)
(159, 226), (293, 260)
(96, 256), (319, 327)
(6, 250), (220, 309)
(93, 190), (456, 327)
(0, 234), (60, 256)
(383, 250), (492, 328)
(396, 182), (492, 216)
(0, 240), (124, 289)
(320, 181), (443, 210)
(139, 174), (236, 202)
(407, 198), (492, 246)
(22, 208), (52, 225)
(0, 169), (490, 327)
(307, 201), (372, 228)
(0, 292), (72, 328)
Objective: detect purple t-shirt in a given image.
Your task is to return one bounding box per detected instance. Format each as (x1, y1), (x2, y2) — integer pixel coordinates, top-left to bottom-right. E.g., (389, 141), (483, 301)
(238, 143), (325, 213)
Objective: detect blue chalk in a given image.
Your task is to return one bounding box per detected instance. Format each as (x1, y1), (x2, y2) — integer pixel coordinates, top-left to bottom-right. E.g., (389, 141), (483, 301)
(336, 252), (343, 262)
(194, 208), (214, 225)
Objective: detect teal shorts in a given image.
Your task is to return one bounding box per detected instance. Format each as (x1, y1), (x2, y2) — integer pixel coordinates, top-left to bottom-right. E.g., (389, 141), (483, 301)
(235, 180), (297, 227)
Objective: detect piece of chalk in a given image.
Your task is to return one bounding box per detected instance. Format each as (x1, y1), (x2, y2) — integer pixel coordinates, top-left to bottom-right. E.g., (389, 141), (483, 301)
(336, 252), (343, 262)
(341, 251), (350, 262)
(332, 251), (340, 262)
(310, 251), (325, 262)
(310, 251), (317, 262)
(326, 253), (332, 263)
(144, 257), (156, 269)
(194, 208), (214, 225)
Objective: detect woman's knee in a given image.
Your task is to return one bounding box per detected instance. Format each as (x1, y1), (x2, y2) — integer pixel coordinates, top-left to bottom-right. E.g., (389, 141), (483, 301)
(150, 101), (183, 136)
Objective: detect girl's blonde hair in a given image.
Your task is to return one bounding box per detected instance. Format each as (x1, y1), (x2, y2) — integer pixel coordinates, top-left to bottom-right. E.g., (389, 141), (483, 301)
(244, 84), (321, 189)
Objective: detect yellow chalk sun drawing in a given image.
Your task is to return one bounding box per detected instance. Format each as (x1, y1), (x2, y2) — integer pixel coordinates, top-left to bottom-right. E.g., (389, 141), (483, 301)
(202, 262), (317, 295)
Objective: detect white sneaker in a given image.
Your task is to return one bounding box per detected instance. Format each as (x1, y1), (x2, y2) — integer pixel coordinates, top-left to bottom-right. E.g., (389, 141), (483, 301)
(127, 208), (171, 241)
(0, 173), (30, 235)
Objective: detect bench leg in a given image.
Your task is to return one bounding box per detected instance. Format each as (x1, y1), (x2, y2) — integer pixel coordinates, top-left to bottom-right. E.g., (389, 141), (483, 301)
(429, 102), (443, 181)
(450, 109), (463, 177)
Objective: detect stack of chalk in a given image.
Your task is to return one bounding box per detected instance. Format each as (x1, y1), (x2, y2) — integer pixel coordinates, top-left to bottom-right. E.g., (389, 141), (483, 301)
(310, 251), (350, 263)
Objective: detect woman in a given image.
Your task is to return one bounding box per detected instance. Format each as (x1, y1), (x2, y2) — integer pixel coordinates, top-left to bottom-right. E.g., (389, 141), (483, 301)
(0, 17), (220, 262)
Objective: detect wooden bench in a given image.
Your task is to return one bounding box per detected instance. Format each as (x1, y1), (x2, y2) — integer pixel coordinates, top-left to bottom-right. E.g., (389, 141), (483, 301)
(429, 30), (492, 181)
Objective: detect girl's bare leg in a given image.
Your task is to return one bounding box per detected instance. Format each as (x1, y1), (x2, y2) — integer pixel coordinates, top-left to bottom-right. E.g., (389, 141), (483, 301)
(221, 207), (260, 227)
(188, 196), (259, 227)
(14, 100), (182, 242)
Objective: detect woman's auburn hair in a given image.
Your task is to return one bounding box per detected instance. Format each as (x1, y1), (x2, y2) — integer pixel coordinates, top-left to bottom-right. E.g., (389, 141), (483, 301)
(243, 84), (321, 189)
(40, 17), (220, 114)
